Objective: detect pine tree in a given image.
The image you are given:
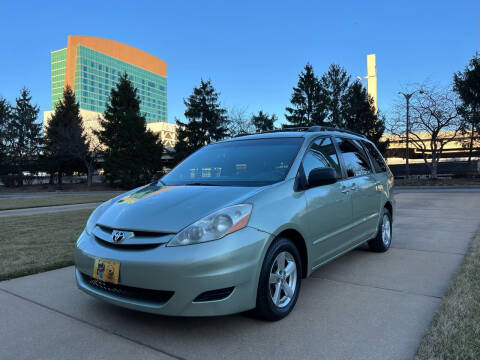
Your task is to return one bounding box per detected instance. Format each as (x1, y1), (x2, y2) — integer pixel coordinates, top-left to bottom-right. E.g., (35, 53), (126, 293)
(44, 85), (88, 189)
(453, 53), (480, 164)
(96, 73), (164, 188)
(319, 64), (351, 127)
(285, 63), (326, 127)
(251, 110), (277, 132)
(0, 97), (11, 173)
(6, 88), (41, 186)
(174, 80), (228, 162)
(342, 81), (387, 152)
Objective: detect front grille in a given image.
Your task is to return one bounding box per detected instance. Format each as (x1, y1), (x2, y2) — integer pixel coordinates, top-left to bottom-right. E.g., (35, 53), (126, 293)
(94, 225), (173, 248)
(95, 236), (161, 250)
(193, 287), (235, 302)
(98, 225), (173, 238)
(82, 273), (174, 304)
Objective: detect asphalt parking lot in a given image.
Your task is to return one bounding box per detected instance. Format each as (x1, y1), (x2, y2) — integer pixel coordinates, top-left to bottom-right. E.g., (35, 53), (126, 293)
(1, 189), (480, 360)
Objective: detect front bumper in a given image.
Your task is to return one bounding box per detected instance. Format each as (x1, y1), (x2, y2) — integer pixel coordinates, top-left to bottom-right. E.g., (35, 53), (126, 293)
(74, 226), (270, 316)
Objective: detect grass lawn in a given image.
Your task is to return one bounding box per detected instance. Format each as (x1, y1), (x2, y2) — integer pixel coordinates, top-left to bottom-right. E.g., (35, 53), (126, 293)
(416, 228), (480, 359)
(0, 194), (115, 211)
(0, 209), (92, 281)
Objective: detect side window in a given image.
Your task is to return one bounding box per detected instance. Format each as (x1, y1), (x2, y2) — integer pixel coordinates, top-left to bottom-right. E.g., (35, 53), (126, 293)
(303, 137), (341, 178)
(362, 141), (388, 173)
(335, 137), (373, 178)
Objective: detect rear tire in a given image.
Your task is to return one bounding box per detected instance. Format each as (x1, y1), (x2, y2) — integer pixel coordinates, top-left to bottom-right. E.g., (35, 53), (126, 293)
(368, 207), (392, 252)
(255, 238), (301, 321)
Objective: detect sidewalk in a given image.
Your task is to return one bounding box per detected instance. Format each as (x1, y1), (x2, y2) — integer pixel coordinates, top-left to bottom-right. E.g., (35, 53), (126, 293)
(0, 202), (100, 217)
(1, 190), (479, 359)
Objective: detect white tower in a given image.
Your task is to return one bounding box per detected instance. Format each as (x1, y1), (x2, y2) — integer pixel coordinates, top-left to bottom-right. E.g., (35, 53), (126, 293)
(366, 54), (378, 114)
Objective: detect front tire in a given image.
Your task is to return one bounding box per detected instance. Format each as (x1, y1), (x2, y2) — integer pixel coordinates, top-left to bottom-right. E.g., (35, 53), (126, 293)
(255, 238), (301, 321)
(368, 207), (392, 252)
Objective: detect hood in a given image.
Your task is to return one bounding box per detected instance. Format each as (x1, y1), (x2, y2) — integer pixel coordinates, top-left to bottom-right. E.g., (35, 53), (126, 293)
(97, 183), (263, 233)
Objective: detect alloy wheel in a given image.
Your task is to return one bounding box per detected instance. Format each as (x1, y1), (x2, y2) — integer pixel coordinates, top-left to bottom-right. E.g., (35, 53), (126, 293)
(382, 214), (391, 246)
(269, 251), (297, 308)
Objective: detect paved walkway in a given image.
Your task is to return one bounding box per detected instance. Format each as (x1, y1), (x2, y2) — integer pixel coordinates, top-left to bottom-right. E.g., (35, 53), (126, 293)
(0, 202), (101, 217)
(0, 191), (122, 198)
(1, 189), (480, 360)
(395, 186), (480, 193)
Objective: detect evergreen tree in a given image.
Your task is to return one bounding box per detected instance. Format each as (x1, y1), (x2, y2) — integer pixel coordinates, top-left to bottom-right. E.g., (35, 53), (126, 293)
(0, 97), (11, 173)
(319, 64), (351, 127)
(6, 88), (41, 186)
(342, 81), (387, 152)
(453, 53), (480, 163)
(44, 85), (88, 189)
(251, 110), (277, 132)
(174, 80), (228, 162)
(285, 63), (326, 127)
(96, 73), (164, 188)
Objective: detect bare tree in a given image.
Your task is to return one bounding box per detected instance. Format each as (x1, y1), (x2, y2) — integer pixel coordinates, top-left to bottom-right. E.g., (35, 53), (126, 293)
(83, 127), (103, 188)
(228, 106), (255, 137)
(391, 85), (462, 178)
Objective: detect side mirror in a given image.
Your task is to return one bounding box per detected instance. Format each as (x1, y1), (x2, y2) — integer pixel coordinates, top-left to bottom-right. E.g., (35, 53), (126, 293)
(308, 167), (337, 188)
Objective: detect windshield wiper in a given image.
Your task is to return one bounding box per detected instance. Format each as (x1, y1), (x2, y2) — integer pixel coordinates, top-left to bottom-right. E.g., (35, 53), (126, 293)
(184, 182), (218, 186)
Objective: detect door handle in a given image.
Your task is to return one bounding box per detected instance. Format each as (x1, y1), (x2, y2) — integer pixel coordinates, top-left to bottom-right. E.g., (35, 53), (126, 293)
(350, 184), (359, 192)
(341, 186), (349, 194)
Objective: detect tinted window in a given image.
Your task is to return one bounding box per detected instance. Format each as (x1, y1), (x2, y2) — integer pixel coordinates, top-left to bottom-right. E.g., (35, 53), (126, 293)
(335, 137), (372, 178)
(162, 138), (304, 187)
(362, 141), (388, 173)
(303, 137), (341, 178)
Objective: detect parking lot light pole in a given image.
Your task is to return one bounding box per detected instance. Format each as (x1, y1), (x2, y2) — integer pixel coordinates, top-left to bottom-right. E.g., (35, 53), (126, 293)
(398, 89), (424, 179)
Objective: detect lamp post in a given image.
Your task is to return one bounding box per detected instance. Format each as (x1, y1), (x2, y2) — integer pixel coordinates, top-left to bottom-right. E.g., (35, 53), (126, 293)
(356, 76), (367, 88)
(398, 89), (424, 179)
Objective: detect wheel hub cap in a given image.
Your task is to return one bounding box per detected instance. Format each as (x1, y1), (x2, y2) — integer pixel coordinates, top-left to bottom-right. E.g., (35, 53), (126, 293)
(269, 251), (297, 308)
(382, 214), (391, 246)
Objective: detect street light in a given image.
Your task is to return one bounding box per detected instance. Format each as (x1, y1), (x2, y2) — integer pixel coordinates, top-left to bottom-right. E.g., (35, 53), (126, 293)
(398, 89), (424, 179)
(356, 76), (367, 88)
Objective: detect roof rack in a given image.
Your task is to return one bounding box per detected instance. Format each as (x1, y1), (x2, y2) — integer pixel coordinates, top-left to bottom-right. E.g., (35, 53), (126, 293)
(259, 127), (310, 134)
(232, 127), (309, 138)
(234, 126), (366, 138)
(307, 126), (367, 138)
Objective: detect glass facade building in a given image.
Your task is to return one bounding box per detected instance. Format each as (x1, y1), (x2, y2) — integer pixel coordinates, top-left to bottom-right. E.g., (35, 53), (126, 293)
(50, 36), (167, 123)
(51, 49), (67, 108)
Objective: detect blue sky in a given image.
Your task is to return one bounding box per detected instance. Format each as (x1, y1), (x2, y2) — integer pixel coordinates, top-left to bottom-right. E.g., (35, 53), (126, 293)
(1, 0), (478, 125)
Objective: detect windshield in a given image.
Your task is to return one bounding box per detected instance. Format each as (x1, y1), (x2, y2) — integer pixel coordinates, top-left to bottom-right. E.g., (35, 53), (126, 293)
(162, 137), (304, 187)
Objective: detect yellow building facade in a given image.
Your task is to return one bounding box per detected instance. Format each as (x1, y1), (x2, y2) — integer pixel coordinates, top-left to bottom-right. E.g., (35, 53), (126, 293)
(382, 131), (479, 165)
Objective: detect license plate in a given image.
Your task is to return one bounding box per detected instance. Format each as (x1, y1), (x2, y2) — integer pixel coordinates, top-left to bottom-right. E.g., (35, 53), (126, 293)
(93, 258), (120, 284)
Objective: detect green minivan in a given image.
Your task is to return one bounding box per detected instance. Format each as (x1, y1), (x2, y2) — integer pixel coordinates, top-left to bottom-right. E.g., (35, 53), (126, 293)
(75, 126), (394, 321)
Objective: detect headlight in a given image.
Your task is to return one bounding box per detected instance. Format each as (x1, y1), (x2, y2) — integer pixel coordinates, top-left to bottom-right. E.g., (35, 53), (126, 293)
(167, 204), (252, 247)
(85, 200), (112, 235)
